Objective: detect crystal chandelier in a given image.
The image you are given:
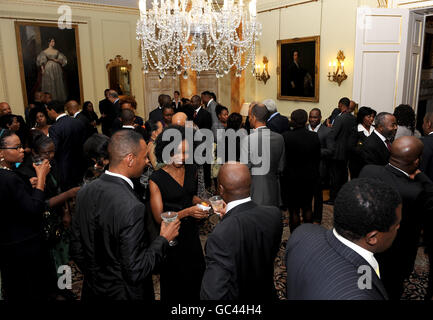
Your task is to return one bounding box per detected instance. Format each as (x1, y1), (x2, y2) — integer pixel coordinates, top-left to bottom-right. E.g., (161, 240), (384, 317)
(136, 0), (262, 79)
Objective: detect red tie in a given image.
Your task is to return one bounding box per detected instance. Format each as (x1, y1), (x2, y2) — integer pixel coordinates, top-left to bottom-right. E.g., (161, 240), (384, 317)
(386, 140), (391, 151)
(194, 111), (198, 119)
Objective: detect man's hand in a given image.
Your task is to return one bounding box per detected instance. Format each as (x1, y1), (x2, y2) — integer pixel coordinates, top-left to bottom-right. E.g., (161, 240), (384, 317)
(160, 218), (180, 242)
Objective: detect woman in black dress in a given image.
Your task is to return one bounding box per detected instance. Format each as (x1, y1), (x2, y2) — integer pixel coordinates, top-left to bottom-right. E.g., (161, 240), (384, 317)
(148, 125), (208, 301)
(0, 129), (53, 300)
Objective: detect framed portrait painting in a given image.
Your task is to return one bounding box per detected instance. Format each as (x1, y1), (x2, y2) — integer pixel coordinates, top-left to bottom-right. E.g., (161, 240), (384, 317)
(15, 21), (83, 106)
(277, 36), (320, 102)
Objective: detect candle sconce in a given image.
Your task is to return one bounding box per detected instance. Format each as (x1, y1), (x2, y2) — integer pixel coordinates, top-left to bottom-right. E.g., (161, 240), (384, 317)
(328, 50), (347, 86)
(254, 56), (270, 84)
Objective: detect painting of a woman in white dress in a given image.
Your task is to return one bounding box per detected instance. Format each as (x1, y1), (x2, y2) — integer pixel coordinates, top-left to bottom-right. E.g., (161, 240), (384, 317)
(36, 38), (68, 102)
(15, 22), (83, 107)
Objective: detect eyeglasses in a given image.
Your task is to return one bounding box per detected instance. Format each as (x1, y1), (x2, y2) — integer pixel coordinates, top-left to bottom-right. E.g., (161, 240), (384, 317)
(0, 144), (23, 150)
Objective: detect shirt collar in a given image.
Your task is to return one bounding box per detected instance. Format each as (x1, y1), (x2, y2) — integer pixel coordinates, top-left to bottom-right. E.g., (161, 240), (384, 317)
(333, 228), (380, 278)
(374, 129), (387, 143)
(105, 170), (134, 189)
(308, 123), (321, 133)
(226, 197), (251, 215)
(267, 112), (279, 122)
(207, 99), (214, 107)
(254, 125), (267, 131)
(73, 111), (81, 118)
(429, 131), (433, 135)
(114, 98), (119, 104)
(388, 163), (410, 178)
(56, 113), (67, 122)
(122, 125), (135, 129)
(195, 106), (202, 113)
(358, 123), (373, 137)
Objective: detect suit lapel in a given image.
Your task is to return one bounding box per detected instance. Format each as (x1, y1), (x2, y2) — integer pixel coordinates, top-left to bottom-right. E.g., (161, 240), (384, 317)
(326, 230), (389, 299)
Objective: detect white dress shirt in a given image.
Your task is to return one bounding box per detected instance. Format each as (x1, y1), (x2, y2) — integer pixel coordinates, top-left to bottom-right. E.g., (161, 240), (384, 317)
(105, 170), (134, 189)
(429, 131), (433, 136)
(195, 106), (202, 113)
(373, 129), (389, 149)
(358, 123), (373, 137)
(254, 125), (267, 131)
(225, 197), (252, 215)
(122, 125), (135, 129)
(267, 112), (279, 122)
(388, 163), (410, 178)
(308, 123), (321, 133)
(56, 113), (67, 122)
(333, 228), (380, 278)
(207, 99), (214, 107)
(73, 111), (81, 118)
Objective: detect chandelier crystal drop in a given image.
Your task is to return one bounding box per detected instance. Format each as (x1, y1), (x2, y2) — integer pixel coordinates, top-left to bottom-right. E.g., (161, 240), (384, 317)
(136, 0), (262, 79)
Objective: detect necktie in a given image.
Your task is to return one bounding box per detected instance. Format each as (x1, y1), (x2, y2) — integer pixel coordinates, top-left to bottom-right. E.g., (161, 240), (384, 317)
(386, 140), (391, 151)
(194, 111), (197, 119)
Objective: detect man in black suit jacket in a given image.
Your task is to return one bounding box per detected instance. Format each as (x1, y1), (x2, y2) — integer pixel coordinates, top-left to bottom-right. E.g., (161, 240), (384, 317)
(360, 112), (397, 168)
(71, 130), (180, 300)
(283, 109), (320, 231)
(99, 89), (112, 136)
(308, 108), (332, 223)
(111, 98), (144, 133)
(201, 163), (282, 300)
(360, 136), (433, 300)
(191, 95), (212, 130)
(263, 99), (289, 134)
(65, 100), (96, 141)
(0, 102), (29, 147)
(326, 97), (357, 203)
(46, 101), (86, 191)
(149, 94), (169, 123)
(285, 178), (402, 300)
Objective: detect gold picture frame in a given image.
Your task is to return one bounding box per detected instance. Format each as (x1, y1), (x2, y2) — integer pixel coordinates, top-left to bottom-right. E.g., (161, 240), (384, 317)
(15, 21), (83, 106)
(277, 36), (320, 102)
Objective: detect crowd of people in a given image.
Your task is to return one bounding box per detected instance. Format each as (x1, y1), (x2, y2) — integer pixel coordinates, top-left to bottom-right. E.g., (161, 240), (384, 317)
(0, 89), (433, 301)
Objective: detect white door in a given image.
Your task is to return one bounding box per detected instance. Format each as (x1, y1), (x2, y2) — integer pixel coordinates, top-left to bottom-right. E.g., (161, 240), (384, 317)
(404, 13), (424, 112)
(352, 8), (413, 113)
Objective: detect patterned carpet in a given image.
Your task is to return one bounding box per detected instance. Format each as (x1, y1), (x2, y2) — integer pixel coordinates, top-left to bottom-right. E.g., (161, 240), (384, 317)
(69, 203), (430, 300)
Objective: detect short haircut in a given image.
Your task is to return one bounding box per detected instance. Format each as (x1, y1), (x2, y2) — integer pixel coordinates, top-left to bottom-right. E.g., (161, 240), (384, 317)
(263, 99), (277, 113)
(310, 108), (321, 116)
(334, 178), (401, 241)
(394, 104), (415, 129)
(120, 96), (137, 109)
(201, 91), (212, 97)
(174, 91), (180, 95)
(191, 95), (201, 104)
(251, 104), (269, 123)
(339, 97), (350, 107)
(374, 112), (393, 128)
(0, 129), (14, 148)
(210, 92), (217, 101)
(121, 109), (135, 124)
(291, 109), (308, 127)
(108, 90), (119, 99)
(84, 133), (109, 162)
(154, 125), (187, 163)
(0, 114), (17, 128)
(104, 89), (110, 95)
(227, 112), (243, 130)
(46, 100), (65, 114)
(356, 106), (377, 124)
(216, 104), (228, 117)
(108, 130), (143, 166)
(181, 98), (190, 105)
(162, 104), (175, 113)
(161, 95), (173, 108)
(178, 103), (195, 120)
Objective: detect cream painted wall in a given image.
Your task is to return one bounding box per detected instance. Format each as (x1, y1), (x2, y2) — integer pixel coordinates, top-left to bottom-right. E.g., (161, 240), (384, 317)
(252, 0), (379, 118)
(0, 0), (145, 117)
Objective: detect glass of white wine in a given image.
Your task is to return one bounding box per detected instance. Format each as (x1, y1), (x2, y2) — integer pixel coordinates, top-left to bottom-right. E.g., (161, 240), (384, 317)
(209, 196), (224, 216)
(161, 211), (178, 246)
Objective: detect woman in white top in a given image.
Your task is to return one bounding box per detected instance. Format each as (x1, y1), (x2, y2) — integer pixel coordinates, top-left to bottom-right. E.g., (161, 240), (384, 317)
(349, 106), (377, 179)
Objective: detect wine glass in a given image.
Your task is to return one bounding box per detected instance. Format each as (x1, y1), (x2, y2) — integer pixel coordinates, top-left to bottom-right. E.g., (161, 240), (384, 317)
(209, 195), (224, 216)
(161, 211), (178, 246)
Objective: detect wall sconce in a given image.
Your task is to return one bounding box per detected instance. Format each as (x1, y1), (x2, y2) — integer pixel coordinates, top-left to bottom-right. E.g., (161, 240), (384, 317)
(254, 56), (270, 84)
(328, 50), (348, 86)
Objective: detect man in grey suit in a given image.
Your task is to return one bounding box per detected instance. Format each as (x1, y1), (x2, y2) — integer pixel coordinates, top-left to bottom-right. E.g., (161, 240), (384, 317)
(201, 91), (221, 137)
(285, 178), (402, 300)
(240, 103), (285, 207)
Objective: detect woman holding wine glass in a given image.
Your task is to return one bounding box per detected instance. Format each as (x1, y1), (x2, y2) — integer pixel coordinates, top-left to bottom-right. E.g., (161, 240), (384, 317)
(148, 125), (208, 301)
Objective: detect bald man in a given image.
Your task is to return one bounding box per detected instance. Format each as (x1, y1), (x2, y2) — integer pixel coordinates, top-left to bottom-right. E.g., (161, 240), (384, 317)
(0, 102), (29, 150)
(360, 136), (433, 300)
(200, 162), (283, 300)
(71, 130), (180, 300)
(171, 111), (187, 127)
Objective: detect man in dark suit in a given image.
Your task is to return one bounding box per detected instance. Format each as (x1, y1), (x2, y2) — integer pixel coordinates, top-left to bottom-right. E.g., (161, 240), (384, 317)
(308, 108), (332, 224)
(46, 100), (86, 191)
(149, 94), (168, 123)
(360, 112), (397, 167)
(283, 109), (320, 231)
(326, 97), (357, 204)
(263, 98), (289, 134)
(111, 97), (144, 132)
(65, 100), (96, 141)
(240, 103), (285, 207)
(201, 162), (282, 300)
(285, 178), (402, 300)
(359, 136), (433, 300)
(191, 95), (212, 130)
(117, 109), (146, 139)
(99, 89), (112, 136)
(71, 130), (180, 300)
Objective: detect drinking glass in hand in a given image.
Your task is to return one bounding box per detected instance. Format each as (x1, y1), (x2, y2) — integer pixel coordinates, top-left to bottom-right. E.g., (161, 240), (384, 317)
(209, 195), (224, 216)
(32, 155), (44, 166)
(161, 211), (178, 246)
